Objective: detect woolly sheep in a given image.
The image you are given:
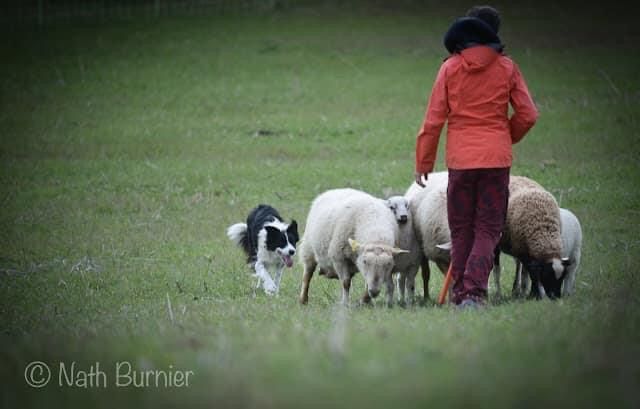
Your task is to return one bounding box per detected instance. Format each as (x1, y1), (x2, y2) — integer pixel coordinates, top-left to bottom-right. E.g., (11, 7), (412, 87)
(511, 207), (582, 297)
(495, 180), (568, 299)
(508, 175), (544, 195)
(405, 171), (449, 203)
(558, 208), (583, 295)
(406, 173), (572, 301)
(493, 175), (548, 296)
(408, 184), (452, 300)
(412, 174), (569, 301)
(384, 195), (423, 305)
(298, 188), (408, 306)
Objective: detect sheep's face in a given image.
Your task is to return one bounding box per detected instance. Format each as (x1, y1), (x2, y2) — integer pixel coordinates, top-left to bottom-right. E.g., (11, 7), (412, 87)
(357, 246), (395, 298)
(349, 239), (408, 298)
(386, 196), (410, 225)
(527, 258), (571, 299)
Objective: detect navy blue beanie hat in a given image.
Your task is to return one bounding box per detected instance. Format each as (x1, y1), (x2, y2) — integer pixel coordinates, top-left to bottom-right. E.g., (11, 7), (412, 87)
(443, 17), (503, 54)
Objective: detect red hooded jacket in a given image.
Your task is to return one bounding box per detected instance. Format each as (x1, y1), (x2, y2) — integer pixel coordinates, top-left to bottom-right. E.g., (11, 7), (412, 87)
(415, 45), (538, 173)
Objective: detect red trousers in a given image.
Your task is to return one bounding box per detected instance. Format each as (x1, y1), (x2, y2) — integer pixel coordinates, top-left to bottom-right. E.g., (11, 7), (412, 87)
(447, 168), (510, 304)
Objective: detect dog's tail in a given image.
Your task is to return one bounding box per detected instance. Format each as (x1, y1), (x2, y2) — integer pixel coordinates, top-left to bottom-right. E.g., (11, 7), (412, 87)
(227, 223), (249, 253)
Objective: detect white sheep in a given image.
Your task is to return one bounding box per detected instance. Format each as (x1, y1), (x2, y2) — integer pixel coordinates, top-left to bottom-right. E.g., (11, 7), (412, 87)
(510, 207), (582, 297)
(409, 174), (570, 301)
(559, 208), (583, 295)
(385, 195), (423, 305)
(298, 188), (407, 306)
(405, 171), (449, 203)
(408, 184), (452, 300)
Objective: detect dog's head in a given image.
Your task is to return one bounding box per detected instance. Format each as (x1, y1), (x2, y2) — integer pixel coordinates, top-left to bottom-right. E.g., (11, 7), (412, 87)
(265, 221), (299, 268)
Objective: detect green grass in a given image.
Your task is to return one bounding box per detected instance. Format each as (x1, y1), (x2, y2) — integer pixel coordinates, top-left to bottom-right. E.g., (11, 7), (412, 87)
(1, 2), (640, 408)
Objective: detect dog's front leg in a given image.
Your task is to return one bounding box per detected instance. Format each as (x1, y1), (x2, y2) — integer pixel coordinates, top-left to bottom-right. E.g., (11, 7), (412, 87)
(255, 262), (277, 295)
(273, 266), (284, 295)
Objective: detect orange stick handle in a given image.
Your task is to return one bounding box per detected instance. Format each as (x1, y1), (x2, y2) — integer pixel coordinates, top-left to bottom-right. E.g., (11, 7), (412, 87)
(437, 264), (453, 305)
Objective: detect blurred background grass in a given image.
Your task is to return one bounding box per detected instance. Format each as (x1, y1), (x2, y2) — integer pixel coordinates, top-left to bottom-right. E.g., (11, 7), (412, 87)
(1, 1), (639, 408)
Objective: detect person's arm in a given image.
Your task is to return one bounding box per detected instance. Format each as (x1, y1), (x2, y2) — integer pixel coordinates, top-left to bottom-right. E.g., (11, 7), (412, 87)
(509, 63), (538, 144)
(415, 63), (449, 185)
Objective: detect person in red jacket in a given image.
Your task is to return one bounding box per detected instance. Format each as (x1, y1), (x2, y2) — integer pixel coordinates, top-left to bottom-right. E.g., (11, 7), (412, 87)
(414, 6), (538, 307)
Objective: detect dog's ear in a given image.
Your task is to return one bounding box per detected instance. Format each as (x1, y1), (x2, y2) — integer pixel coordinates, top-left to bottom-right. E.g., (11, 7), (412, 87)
(287, 220), (299, 243)
(288, 220), (298, 234)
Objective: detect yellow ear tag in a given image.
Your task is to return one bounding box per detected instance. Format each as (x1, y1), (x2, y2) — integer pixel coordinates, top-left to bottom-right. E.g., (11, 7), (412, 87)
(348, 238), (360, 252)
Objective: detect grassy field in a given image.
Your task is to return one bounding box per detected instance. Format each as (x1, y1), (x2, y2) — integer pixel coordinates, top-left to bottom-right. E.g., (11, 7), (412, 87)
(1, 2), (639, 408)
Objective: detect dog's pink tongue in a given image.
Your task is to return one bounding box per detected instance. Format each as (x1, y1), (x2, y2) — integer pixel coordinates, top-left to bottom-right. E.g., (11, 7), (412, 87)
(283, 255), (293, 268)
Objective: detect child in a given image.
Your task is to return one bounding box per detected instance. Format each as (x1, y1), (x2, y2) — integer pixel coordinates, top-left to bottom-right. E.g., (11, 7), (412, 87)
(414, 6), (538, 307)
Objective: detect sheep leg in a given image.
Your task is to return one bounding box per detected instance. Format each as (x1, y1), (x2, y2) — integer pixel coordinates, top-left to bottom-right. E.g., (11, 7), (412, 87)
(385, 274), (395, 307)
(563, 253), (579, 296)
(405, 276), (414, 305)
(563, 266), (576, 296)
(405, 266), (419, 305)
(421, 257), (431, 301)
(328, 260), (353, 306)
(299, 260), (316, 305)
(512, 259), (522, 297)
(493, 248), (502, 299)
(341, 276), (352, 306)
(528, 268), (543, 300)
(538, 282), (547, 299)
(397, 273), (407, 304)
(361, 283), (372, 305)
(520, 264), (529, 296)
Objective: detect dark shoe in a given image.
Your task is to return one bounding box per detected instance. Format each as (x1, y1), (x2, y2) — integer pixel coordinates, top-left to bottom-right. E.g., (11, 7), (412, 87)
(457, 298), (486, 310)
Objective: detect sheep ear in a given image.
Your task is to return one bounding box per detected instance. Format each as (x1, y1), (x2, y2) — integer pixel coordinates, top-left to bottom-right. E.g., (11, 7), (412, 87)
(561, 257), (571, 267)
(348, 238), (360, 253)
(391, 247), (409, 255)
(436, 242), (452, 252)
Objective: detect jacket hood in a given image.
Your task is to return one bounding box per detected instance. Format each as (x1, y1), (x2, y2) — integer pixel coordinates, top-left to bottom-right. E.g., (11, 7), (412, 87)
(460, 46), (500, 72)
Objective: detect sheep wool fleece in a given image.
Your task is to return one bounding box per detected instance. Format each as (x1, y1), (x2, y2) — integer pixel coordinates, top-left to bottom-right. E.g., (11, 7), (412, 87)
(447, 167), (509, 304)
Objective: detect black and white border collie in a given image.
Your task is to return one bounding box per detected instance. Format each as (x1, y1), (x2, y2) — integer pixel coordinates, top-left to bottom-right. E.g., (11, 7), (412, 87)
(227, 205), (299, 295)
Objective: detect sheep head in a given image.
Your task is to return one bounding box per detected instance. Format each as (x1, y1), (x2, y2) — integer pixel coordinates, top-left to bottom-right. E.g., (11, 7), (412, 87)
(349, 238), (408, 298)
(385, 196), (410, 225)
(527, 257), (571, 299)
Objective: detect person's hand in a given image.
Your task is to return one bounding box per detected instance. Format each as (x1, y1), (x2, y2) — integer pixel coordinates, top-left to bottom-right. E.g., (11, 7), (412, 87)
(415, 172), (428, 188)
